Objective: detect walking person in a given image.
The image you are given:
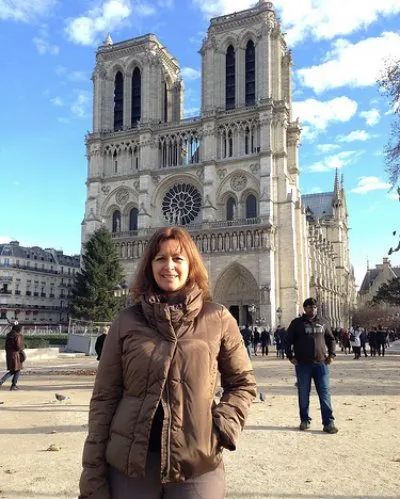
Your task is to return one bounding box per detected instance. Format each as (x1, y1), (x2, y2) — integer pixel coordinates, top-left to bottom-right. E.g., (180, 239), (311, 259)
(376, 325), (387, 356)
(253, 326), (260, 356)
(241, 325), (253, 359)
(261, 327), (271, 356)
(94, 325), (109, 361)
(79, 227), (256, 499)
(285, 297), (338, 434)
(274, 325), (286, 359)
(368, 327), (377, 356)
(350, 326), (362, 359)
(0, 323), (25, 391)
(360, 329), (368, 357)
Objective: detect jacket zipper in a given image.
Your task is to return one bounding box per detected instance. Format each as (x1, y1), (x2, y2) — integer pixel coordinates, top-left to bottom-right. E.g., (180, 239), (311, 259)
(165, 380), (172, 479)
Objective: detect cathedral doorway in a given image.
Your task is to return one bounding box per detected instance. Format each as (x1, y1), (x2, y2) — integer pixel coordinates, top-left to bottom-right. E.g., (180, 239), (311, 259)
(214, 263), (259, 326)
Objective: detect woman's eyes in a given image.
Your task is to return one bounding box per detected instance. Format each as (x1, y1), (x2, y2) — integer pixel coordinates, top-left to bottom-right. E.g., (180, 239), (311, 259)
(155, 256), (184, 262)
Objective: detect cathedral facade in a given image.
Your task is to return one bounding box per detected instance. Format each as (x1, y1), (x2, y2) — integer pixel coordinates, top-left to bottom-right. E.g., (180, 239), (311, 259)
(82, 0), (355, 328)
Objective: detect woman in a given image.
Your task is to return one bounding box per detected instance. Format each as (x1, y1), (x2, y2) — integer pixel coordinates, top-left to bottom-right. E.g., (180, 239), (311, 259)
(0, 323), (24, 390)
(79, 227), (256, 499)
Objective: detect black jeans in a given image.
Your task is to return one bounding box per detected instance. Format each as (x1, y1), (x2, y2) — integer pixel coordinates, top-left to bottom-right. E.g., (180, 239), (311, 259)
(109, 452), (226, 499)
(0, 370), (20, 387)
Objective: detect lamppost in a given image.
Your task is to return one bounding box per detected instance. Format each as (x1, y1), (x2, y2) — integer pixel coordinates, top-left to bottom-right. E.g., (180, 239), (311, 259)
(248, 304), (257, 331)
(114, 282), (131, 309)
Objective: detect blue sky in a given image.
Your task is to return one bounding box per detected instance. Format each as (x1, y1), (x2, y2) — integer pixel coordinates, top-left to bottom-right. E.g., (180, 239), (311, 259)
(1, 0), (400, 288)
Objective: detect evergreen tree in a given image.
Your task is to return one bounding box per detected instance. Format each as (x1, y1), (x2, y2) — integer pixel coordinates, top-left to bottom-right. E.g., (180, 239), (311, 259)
(70, 227), (125, 321)
(373, 277), (400, 306)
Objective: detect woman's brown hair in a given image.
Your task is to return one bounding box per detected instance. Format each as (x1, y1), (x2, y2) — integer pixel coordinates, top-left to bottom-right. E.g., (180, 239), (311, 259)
(132, 227), (211, 302)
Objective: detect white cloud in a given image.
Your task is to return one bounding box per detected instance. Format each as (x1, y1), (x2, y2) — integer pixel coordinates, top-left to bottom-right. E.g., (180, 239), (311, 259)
(351, 176), (391, 194)
(181, 67), (201, 80)
(386, 191), (400, 201)
(191, 0), (400, 46)
(276, 0), (400, 45)
(337, 130), (377, 143)
(184, 107), (200, 117)
(51, 97), (63, 106)
(0, 0), (57, 22)
(65, 0), (147, 46)
(68, 71), (88, 82)
(316, 144), (340, 153)
(71, 90), (91, 117)
(308, 150), (363, 173)
(297, 32), (400, 93)
(191, 0), (254, 18)
(293, 97), (358, 133)
(360, 108), (381, 126)
(57, 117), (70, 124)
(306, 186), (323, 194)
(33, 36), (59, 55)
(157, 0), (174, 7)
(32, 24), (59, 55)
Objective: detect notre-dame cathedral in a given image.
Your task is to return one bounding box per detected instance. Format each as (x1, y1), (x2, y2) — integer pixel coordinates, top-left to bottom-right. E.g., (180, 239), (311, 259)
(82, 0), (355, 328)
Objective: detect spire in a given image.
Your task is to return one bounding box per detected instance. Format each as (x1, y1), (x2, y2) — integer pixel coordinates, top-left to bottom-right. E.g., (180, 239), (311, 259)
(104, 33), (113, 46)
(340, 173), (344, 191)
(333, 168), (339, 195)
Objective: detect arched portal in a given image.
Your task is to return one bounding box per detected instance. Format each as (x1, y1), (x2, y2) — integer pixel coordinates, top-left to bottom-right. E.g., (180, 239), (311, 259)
(213, 263), (259, 326)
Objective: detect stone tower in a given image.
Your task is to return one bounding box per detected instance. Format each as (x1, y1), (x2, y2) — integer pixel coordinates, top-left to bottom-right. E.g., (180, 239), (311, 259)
(82, 1), (353, 328)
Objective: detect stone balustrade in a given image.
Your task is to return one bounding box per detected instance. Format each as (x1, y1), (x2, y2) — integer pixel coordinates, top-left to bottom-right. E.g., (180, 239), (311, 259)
(112, 219), (273, 260)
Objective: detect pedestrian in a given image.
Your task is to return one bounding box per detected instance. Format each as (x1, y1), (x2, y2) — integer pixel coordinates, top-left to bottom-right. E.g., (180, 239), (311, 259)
(0, 324), (25, 391)
(261, 327), (271, 356)
(285, 297), (338, 434)
(79, 227), (257, 499)
(349, 326), (362, 359)
(340, 328), (351, 355)
(94, 325), (109, 360)
(368, 327), (377, 356)
(360, 328), (368, 357)
(241, 324), (253, 359)
(253, 326), (260, 356)
(274, 325), (286, 359)
(376, 325), (387, 356)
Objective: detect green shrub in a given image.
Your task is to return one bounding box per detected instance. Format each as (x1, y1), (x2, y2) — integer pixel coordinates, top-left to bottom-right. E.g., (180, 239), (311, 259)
(0, 335), (68, 349)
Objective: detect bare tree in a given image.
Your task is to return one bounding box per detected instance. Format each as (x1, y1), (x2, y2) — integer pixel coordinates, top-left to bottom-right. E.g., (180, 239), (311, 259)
(379, 60), (400, 188)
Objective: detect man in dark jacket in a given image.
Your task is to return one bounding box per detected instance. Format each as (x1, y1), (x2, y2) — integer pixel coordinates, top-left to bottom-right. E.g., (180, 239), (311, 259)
(285, 297), (338, 434)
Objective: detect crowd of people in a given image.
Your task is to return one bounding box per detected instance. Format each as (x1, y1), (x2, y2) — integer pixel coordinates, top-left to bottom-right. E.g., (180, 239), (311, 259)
(331, 326), (398, 359)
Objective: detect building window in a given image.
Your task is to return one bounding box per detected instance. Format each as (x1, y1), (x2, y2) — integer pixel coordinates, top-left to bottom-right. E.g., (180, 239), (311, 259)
(225, 45), (235, 110)
(114, 71), (124, 131)
(245, 194), (257, 218)
(131, 67), (141, 126)
(112, 210), (121, 233)
(164, 82), (168, 122)
(226, 197), (237, 221)
(113, 150), (118, 173)
(228, 130), (233, 157)
(245, 40), (256, 106)
(129, 208), (138, 231)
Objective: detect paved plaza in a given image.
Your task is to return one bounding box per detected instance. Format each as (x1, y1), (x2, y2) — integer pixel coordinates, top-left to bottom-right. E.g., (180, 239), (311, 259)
(0, 345), (399, 499)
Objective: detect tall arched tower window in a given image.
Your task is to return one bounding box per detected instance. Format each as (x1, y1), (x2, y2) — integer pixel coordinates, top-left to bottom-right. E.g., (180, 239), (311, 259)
(226, 197), (236, 221)
(245, 41), (256, 106)
(131, 67), (141, 126)
(245, 194), (257, 218)
(163, 82), (168, 122)
(114, 71), (124, 131)
(112, 210), (121, 232)
(226, 45), (235, 110)
(129, 207), (138, 231)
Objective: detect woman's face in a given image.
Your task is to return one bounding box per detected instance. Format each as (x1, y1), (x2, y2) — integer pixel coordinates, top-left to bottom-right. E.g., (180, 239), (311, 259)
(152, 239), (190, 293)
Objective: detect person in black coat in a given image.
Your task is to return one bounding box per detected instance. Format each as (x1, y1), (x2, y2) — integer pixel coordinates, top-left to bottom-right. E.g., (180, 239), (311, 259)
(94, 325), (109, 361)
(260, 327), (271, 356)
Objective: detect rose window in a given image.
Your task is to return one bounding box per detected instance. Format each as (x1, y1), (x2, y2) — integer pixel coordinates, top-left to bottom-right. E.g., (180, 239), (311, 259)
(162, 183), (202, 225)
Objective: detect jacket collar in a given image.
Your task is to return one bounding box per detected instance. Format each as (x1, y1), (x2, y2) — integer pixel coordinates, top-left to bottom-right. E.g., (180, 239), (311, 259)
(140, 284), (204, 339)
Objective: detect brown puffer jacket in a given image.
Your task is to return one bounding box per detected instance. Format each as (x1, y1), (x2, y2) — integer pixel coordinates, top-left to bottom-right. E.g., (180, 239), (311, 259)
(79, 287), (256, 499)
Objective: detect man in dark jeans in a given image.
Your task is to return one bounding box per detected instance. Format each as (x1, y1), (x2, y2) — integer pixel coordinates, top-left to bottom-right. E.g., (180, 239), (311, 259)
(285, 297), (338, 434)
